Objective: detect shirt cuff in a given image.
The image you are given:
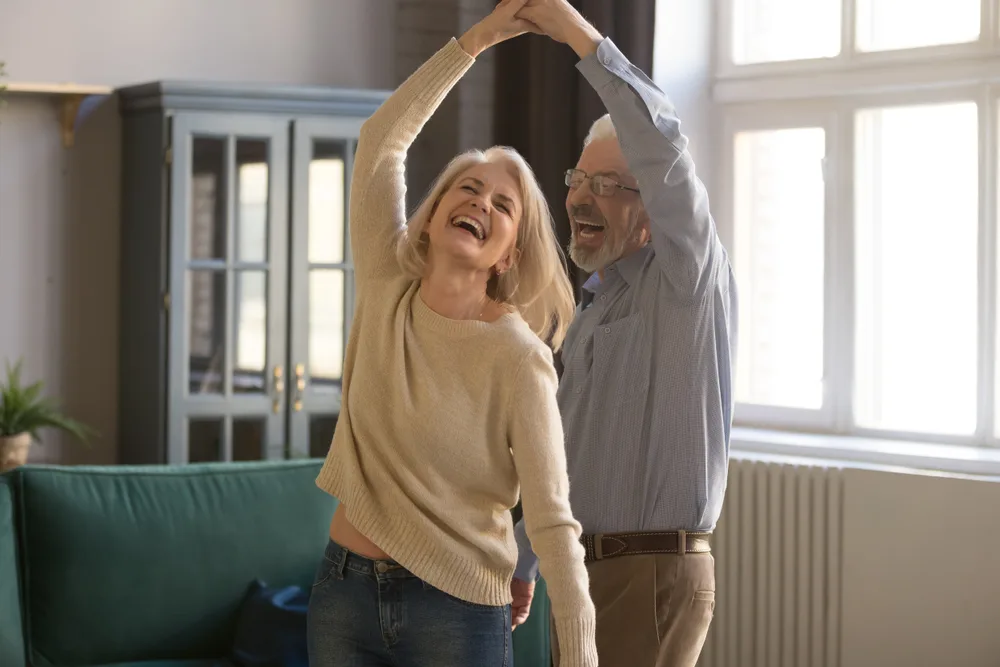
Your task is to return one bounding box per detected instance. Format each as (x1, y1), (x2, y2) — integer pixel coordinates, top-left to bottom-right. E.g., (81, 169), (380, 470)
(576, 37), (627, 89)
(513, 519), (541, 582)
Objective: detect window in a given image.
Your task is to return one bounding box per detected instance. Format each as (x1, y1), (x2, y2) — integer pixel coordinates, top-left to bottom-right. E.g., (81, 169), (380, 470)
(720, 0), (998, 445)
(854, 103), (980, 435)
(726, 0), (985, 65)
(855, 0), (981, 52)
(731, 0), (841, 64)
(733, 127), (827, 410)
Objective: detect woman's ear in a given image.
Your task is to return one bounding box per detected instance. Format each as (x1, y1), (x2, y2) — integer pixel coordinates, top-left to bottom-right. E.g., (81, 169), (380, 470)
(495, 246), (521, 275)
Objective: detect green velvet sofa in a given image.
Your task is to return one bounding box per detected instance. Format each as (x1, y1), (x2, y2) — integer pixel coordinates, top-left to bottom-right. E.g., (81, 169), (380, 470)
(0, 460), (551, 667)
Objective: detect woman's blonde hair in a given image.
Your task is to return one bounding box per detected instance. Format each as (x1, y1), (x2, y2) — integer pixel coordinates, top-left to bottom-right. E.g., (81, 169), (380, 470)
(396, 146), (575, 351)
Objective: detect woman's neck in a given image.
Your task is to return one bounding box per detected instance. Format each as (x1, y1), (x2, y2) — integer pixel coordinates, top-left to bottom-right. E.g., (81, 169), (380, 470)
(419, 267), (493, 322)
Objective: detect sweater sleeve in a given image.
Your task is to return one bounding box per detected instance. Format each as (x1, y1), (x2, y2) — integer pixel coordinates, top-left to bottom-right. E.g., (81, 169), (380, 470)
(349, 38), (474, 281)
(508, 346), (597, 667)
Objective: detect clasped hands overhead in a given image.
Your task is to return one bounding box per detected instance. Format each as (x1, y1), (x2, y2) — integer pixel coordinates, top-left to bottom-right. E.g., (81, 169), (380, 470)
(458, 0), (604, 60)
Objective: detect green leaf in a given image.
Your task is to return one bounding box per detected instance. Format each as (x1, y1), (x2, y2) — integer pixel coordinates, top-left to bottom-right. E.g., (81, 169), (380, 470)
(0, 357), (95, 445)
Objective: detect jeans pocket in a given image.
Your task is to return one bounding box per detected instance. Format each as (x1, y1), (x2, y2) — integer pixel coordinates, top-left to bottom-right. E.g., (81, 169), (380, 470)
(312, 555), (342, 590)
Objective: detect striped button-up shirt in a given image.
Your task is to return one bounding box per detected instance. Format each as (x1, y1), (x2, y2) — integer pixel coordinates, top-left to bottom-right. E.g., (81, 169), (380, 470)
(514, 38), (738, 581)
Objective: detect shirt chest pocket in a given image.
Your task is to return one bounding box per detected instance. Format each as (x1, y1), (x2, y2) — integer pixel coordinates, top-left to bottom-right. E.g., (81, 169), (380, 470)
(592, 312), (650, 405)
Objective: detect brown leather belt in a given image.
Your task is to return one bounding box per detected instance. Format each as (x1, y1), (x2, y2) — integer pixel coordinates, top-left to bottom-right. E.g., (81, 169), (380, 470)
(581, 530), (712, 563)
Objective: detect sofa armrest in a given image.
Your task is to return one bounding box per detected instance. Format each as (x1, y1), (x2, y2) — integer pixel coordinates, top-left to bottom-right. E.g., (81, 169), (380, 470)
(0, 474), (26, 667)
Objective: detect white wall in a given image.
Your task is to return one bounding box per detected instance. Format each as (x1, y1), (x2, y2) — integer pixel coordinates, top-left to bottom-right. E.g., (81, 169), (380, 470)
(1, 0), (395, 89)
(652, 0), (717, 198)
(0, 0), (395, 464)
(840, 469), (1000, 666)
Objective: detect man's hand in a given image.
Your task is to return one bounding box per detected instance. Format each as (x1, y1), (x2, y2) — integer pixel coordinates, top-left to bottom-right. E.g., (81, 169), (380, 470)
(510, 577), (536, 629)
(517, 0), (603, 59)
(458, 0), (540, 58)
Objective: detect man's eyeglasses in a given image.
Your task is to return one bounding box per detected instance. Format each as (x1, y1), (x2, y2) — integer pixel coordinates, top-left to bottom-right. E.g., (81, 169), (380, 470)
(564, 169), (640, 197)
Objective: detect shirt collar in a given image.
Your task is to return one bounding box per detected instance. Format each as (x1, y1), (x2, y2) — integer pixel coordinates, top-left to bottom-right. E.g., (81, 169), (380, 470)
(582, 245), (652, 292)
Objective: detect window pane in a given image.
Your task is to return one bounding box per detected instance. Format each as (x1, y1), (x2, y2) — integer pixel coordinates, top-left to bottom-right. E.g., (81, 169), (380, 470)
(732, 0), (841, 64)
(189, 418), (222, 462)
(733, 128), (826, 409)
(309, 415), (338, 458)
(309, 270), (346, 385)
(233, 418), (266, 461)
(855, 102), (978, 435)
(188, 270), (226, 395)
(309, 141), (347, 264)
(190, 137), (226, 260)
(233, 271), (267, 394)
(236, 139), (269, 263)
(856, 0), (980, 52)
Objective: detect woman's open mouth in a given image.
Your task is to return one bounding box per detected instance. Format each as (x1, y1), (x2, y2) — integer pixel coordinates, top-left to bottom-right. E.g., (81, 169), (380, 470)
(451, 215), (487, 241)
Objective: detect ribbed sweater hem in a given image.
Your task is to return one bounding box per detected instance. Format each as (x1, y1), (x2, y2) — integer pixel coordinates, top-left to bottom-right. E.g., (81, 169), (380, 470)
(316, 453), (513, 607)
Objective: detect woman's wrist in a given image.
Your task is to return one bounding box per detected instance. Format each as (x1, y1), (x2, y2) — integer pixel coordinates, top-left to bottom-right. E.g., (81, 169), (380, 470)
(458, 26), (488, 58)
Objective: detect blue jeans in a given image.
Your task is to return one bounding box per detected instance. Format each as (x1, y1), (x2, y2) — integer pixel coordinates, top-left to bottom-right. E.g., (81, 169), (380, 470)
(307, 539), (512, 667)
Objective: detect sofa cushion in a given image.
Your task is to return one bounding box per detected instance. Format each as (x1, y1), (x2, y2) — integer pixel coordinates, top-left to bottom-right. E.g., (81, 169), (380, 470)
(0, 475), (25, 667)
(16, 460), (335, 667)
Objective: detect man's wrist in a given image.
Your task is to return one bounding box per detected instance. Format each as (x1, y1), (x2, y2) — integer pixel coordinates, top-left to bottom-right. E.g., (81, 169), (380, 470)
(565, 20), (602, 59)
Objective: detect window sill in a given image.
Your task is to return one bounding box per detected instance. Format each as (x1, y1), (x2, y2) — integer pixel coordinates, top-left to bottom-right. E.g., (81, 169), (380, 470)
(731, 427), (1000, 479)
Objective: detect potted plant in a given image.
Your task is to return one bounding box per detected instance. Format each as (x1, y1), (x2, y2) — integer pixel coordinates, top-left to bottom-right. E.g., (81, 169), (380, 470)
(0, 360), (92, 472)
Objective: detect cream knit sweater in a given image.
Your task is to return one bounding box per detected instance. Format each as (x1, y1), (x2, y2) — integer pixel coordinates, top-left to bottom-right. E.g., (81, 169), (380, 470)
(314, 37), (597, 666)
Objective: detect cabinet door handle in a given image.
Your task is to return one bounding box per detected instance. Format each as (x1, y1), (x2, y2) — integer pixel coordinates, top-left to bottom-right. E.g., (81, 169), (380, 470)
(293, 363), (305, 411)
(272, 365), (284, 414)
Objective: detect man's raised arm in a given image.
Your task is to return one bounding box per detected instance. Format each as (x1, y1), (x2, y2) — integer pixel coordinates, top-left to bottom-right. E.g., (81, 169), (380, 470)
(520, 0), (721, 295)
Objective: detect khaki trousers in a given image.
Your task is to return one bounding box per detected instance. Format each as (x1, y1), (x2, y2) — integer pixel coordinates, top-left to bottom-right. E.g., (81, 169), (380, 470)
(552, 553), (715, 667)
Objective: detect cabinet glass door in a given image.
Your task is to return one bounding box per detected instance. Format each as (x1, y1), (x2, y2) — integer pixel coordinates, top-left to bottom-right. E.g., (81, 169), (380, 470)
(288, 118), (365, 458)
(168, 113), (290, 463)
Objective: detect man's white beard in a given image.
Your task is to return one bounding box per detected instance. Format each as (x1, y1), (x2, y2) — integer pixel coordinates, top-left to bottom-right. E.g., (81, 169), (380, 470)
(569, 216), (642, 274)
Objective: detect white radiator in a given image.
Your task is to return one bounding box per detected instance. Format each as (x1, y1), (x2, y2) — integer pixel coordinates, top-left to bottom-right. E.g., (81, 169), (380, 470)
(698, 459), (844, 667)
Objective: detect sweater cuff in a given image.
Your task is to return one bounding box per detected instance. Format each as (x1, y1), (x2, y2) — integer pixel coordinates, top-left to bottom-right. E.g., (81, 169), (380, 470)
(554, 616), (599, 667)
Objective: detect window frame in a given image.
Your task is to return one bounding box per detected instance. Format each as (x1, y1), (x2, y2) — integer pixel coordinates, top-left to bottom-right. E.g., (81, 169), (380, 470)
(717, 0), (1000, 446)
(717, 0), (997, 79)
(721, 108), (842, 432)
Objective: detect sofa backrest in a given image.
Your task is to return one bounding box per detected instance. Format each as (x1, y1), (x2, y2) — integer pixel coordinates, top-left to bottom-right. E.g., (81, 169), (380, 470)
(12, 460), (334, 667)
(0, 475), (26, 667)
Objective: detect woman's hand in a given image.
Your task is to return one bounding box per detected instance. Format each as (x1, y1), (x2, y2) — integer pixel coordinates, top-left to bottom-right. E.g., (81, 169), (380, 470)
(516, 0), (603, 59)
(458, 0), (538, 58)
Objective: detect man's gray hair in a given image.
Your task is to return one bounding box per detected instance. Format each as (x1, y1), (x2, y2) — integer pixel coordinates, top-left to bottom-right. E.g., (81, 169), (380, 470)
(583, 113), (617, 148)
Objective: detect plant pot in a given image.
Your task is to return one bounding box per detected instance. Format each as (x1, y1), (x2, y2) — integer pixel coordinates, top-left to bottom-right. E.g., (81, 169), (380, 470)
(0, 432), (31, 473)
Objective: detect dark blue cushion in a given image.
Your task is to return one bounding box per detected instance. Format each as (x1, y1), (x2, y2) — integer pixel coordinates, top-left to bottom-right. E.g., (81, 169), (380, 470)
(231, 581), (309, 667)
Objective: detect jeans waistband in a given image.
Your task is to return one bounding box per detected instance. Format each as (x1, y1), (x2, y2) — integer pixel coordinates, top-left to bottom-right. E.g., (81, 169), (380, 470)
(324, 538), (414, 579)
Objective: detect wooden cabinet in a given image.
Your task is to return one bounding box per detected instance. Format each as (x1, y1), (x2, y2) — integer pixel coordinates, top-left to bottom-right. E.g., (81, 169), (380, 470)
(117, 82), (387, 464)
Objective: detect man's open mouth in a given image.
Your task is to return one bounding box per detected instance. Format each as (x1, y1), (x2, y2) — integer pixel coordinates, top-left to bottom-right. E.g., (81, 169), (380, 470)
(575, 220), (605, 237)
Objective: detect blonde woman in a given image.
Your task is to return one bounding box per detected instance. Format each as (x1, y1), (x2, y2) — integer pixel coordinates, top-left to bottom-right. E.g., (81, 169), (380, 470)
(306, 1), (597, 666)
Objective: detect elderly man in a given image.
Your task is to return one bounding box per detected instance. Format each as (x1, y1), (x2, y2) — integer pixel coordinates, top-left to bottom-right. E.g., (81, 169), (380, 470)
(511, 2), (738, 666)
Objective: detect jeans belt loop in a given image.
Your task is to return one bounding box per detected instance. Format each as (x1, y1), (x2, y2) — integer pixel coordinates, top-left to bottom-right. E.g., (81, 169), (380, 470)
(335, 545), (348, 579)
(678, 529), (687, 556)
